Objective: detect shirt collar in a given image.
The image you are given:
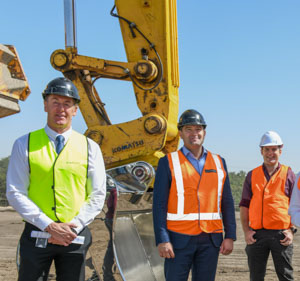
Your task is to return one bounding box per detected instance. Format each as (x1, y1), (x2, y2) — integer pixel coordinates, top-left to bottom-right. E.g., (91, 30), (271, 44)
(182, 146), (207, 160)
(44, 125), (72, 143)
(262, 162), (281, 178)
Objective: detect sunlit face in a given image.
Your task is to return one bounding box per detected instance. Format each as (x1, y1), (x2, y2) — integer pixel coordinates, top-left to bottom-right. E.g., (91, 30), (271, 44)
(44, 94), (78, 133)
(179, 125), (206, 150)
(260, 145), (282, 167)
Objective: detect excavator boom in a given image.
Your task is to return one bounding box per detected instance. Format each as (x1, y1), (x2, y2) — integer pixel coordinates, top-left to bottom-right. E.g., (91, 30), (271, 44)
(51, 1), (179, 280)
(51, 0), (179, 169)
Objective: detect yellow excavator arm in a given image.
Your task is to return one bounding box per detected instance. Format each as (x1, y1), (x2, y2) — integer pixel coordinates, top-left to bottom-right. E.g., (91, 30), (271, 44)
(50, 1), (180, 280)
(51, 0), (179, 169)
(0, 44), (30, 118)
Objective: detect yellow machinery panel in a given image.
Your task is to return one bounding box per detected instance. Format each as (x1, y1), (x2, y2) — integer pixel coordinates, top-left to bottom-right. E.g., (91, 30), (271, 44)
(0, 44), (30, 118)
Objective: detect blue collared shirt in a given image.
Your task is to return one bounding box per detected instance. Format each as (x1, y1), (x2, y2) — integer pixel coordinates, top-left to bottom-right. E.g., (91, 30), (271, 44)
(181, 146), (207, 176)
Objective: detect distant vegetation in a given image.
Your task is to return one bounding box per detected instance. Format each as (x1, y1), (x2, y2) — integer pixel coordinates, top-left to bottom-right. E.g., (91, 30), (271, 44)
(228, 171), (246, 210)
(0, 157), (9, 206)
(0, 157), (246, 208)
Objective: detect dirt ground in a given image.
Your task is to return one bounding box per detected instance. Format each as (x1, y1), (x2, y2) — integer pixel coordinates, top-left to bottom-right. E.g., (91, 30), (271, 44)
(1, 208), (300, 281)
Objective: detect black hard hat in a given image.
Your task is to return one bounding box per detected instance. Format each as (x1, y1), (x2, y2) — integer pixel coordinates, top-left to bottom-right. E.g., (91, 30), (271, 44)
(42, 77), (80, 103)
(178, 109), (207, 129)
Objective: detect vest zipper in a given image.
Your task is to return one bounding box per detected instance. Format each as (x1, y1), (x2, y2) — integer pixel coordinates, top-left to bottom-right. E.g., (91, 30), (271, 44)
(261, 170), (278, 228)
(52, 155), (62, 222)
(261, 180), (269, 228)
(197, 178), (201, 227)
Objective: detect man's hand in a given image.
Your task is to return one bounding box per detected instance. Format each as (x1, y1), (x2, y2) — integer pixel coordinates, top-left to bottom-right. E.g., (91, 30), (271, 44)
(45, 222), (77, 246)
(158, 242), (175, 259)
(280, 229), (294, 246)
(244, 229), (256, 245)
(47, 237), (67, 246)
(219, 238), (234, 255)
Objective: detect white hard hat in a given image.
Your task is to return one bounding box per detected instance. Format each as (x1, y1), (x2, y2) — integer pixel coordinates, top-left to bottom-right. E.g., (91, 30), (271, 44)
(259, 131), (283, 147)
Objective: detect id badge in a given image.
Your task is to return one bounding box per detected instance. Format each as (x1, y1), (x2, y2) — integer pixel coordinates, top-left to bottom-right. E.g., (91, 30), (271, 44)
(35, 238), (48, 248)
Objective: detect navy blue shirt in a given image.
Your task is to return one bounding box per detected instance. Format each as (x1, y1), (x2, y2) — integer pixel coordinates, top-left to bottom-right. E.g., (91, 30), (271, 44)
(152, 147), (237, 245)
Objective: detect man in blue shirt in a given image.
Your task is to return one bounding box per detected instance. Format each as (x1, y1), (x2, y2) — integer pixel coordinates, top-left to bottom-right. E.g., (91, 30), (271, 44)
(152, 109), (236, 281)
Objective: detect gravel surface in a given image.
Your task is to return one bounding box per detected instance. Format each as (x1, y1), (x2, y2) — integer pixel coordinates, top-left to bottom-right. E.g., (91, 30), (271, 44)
(1, 209), (300, 281)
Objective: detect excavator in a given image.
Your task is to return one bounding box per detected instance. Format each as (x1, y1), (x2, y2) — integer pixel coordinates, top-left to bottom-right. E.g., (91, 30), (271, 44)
(50, 0), (180, 280)
(0, 44), (30, 118)
(2, 0), (179, 280)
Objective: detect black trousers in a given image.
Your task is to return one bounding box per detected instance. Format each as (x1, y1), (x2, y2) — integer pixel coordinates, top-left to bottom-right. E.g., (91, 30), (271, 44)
(102, 218), (116, 281)
(18, 223), (92, 281)
(245, 229), (293, 281)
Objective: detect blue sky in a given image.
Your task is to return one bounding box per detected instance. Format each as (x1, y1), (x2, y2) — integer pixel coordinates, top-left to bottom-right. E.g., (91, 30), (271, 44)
(1, 1), (300, 173)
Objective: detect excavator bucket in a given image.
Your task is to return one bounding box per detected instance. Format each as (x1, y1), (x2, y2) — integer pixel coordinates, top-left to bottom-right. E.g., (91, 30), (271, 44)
(114, 210), (164, 281)
(87, 162), (164, 281)
(0, 44), (30, 118)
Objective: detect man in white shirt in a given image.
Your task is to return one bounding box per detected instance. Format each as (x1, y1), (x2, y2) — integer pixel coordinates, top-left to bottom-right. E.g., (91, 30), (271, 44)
(6, 77), (107, 281)
(289, 174), (300, 232)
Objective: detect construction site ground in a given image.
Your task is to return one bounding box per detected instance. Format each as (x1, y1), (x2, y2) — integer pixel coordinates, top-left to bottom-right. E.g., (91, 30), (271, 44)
(1, 208), (300, 281)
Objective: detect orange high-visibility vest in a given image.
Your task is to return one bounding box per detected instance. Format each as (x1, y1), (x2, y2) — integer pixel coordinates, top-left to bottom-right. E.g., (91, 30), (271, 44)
(166, 150), (226, 235)
(249, 165), (290, 230)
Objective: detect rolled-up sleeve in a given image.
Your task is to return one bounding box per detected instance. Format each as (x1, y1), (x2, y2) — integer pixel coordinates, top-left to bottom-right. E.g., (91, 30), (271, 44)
(286, 167), (296, 198)
(239, 172), (252, 208)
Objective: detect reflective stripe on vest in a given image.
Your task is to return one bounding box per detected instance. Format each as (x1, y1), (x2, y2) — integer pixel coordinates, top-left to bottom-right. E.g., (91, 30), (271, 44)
(166, 150), (225, 234)
(249, 165), (290, 230)
(28, 129), (88, 222)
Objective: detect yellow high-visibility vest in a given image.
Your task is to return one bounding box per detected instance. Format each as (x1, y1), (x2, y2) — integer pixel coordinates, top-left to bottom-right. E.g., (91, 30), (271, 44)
(28, 128), (88, 222)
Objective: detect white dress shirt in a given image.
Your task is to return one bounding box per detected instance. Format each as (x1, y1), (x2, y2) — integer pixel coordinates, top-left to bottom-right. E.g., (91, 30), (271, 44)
(289, 172), (300, 227)
(6, 125), (106, 233)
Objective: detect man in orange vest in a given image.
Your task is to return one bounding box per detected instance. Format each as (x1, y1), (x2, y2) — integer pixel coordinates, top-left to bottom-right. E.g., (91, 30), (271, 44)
(153, 109), (236, 281)
(240, 131), (296, 281)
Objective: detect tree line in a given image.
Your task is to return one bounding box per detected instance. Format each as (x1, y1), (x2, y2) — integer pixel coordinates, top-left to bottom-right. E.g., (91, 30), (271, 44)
(228, 171), (246, 210)
(0, 157), (246, 208)
(0, 157), (9, 206)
